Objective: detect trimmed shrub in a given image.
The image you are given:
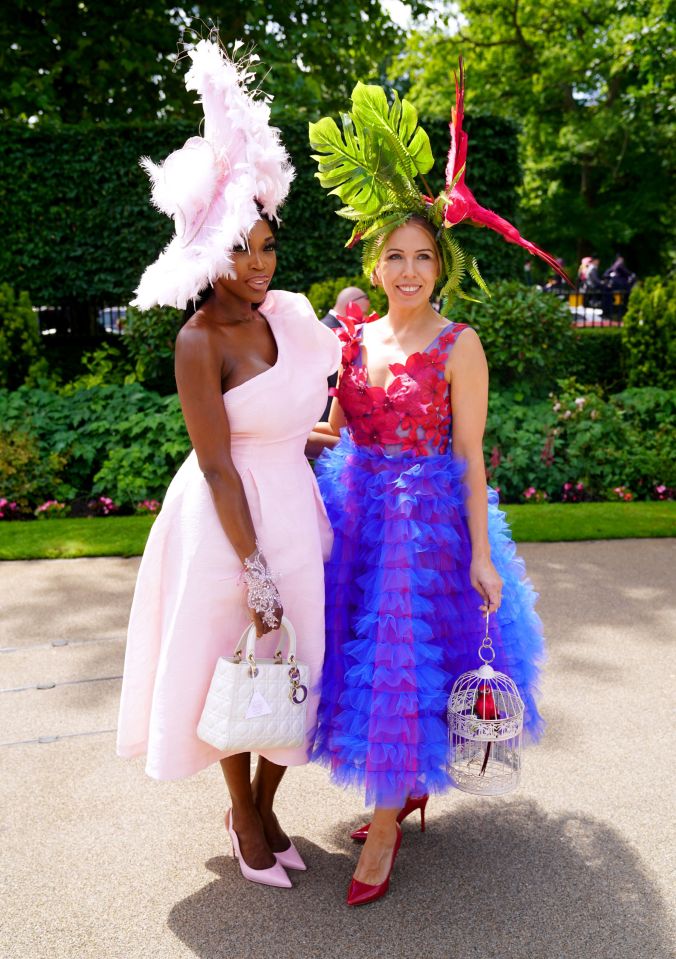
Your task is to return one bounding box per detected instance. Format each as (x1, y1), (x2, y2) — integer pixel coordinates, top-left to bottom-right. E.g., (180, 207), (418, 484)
(446, 282), (576, 396)
(622, 275), (676, 389)
(0, 284), (42, 389)
(122, 305), (183, 394)
(0, 428), (68, 512)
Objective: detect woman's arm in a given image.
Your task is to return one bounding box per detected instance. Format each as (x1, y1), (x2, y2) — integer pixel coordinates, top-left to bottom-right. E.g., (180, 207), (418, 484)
(304, 386), (347, 457)
(175, 324), (282, 634)
(447, 329), (502, 613)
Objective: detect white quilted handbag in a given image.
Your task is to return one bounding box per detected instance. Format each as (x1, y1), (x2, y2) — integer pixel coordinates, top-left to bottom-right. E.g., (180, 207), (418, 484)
(197, 616), (309, 752)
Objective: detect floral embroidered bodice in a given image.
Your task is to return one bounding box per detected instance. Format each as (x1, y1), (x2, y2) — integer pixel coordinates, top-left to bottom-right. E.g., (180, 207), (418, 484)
(333, 318), (469, 456)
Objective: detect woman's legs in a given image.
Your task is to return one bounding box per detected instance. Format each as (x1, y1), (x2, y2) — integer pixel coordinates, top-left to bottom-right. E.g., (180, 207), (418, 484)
(220, 753), (278, 870)
(252, 756), (291, 853)
(353, 806), (400, 884)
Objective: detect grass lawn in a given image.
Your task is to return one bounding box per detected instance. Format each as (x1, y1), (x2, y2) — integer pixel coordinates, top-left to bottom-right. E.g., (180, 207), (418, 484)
(0, 502), (674, 561)
(0, 515), (156, 561)
(504, 501), (675, 543)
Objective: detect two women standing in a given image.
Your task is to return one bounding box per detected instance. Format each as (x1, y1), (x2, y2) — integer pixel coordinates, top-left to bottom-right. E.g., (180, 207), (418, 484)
(118, 37), (551, 904)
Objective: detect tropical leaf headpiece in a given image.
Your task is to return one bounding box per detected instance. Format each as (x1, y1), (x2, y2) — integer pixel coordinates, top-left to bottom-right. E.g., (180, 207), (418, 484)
(309, 60), (570, 314)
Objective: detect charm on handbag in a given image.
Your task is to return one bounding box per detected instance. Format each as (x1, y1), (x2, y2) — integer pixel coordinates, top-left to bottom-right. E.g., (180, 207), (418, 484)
(288, 658), (308, 705)
(447, 609), (524, 796)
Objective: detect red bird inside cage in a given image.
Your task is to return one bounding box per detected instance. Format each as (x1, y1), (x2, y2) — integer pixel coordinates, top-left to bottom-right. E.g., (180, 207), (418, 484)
(473, 681), (499, 775)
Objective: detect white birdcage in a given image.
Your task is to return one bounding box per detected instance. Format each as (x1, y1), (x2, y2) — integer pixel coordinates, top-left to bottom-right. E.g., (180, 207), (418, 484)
(448, 611), (524, 796)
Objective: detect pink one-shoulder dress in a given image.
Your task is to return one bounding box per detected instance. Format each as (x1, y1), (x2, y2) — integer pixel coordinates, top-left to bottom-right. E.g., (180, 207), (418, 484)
(116, 290), (341, 780)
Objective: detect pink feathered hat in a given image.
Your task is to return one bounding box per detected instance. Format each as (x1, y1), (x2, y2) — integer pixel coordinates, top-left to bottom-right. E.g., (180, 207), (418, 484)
(132, 38), (295, 310)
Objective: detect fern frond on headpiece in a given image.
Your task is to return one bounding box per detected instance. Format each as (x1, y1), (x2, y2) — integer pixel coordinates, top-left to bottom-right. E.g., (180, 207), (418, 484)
(309, 60), (571, 314)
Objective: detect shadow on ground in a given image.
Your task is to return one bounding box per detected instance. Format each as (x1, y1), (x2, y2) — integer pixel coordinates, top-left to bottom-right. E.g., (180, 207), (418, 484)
(167, 800), (672, 959)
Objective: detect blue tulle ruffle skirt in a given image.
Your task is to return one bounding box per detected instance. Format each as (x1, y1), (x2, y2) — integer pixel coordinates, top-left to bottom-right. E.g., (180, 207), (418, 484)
(313, 434), (545, 807)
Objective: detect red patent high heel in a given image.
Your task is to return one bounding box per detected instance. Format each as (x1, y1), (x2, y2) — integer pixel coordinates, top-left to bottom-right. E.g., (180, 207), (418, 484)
(347, 824), (402, 907)
(350, 794), (428, 843)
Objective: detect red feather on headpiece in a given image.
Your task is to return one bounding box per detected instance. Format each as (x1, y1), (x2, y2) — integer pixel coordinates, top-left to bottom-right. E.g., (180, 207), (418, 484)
(444, 58), (572, 286)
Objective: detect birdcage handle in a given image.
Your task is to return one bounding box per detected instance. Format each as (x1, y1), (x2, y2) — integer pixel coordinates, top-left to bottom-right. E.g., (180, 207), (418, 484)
(478, 608), (495, 664)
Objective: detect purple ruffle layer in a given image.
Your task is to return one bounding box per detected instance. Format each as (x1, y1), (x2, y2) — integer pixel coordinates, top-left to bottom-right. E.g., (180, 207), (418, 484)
(313, 433), (545, 807)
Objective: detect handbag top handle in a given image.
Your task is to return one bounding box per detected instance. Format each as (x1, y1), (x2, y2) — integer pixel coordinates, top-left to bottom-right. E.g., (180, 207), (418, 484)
(232, 616), (298, 666)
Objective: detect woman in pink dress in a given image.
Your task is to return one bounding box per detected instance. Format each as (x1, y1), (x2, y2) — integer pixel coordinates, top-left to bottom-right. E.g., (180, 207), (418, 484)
(116, 38), (340, 889)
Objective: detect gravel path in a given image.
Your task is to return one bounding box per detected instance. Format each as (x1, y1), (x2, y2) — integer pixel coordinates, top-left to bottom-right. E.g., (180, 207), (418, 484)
(1, 542), (674, 959)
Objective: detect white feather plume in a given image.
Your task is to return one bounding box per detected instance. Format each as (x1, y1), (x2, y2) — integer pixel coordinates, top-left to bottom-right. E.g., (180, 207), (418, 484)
(133, 39), (295, 310)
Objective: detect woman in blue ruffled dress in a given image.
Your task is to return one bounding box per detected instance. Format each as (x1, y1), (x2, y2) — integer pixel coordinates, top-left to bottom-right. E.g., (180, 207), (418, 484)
(307, 66), (567, 906)
(312, 216), (545, 905)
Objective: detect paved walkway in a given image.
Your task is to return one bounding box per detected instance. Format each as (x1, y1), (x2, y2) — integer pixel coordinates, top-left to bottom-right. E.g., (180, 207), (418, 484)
(1, 541), (674, 959)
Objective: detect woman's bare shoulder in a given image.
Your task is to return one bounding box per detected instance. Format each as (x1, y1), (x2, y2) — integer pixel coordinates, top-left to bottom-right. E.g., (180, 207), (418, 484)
(175, 310), (230, 383)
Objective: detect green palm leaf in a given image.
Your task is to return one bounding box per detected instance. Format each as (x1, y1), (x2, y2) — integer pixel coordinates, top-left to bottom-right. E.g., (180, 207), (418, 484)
(309, 83), (433, 221)
(309, 113), (390, 217)
(351, 83), (434, 183)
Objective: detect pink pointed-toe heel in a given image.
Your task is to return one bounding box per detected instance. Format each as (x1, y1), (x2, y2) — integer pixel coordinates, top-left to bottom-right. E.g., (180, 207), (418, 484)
(225, 809), (292, 888)
(346, 824), (403, 907)
(350, 794), (429, 843)
(274, 840), (307, 871)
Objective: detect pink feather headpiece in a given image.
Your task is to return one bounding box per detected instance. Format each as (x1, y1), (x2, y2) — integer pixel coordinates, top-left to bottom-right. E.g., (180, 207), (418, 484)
(133, 39), (295, 310)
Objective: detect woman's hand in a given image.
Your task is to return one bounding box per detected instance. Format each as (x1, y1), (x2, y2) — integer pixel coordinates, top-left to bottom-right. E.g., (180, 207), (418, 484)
(470, 556), (502, 613)
(251, 603), (284, 638)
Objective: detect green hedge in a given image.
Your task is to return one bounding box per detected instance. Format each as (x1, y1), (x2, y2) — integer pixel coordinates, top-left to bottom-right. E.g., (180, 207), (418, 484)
(571, 327), (625, 393)
(0, 115), (520, 309)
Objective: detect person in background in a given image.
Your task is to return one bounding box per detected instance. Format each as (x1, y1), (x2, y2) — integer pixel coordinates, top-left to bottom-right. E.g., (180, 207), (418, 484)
(320, 286), (371, 419)
(604, 255), (636, 292)
(577, 256), (592, 287)
(320, 286), (371, 331)
(582, 255), (602, 293)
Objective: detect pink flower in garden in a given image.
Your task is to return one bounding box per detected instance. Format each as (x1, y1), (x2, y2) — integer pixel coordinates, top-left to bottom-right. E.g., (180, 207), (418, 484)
(524, 486), (536, 499)
(89, 496), (119, 516)
(35, 500), (68, 519)
(574, 397), (586, 409)
(490, 446), (501, 468)
(136, 499), (161, 514)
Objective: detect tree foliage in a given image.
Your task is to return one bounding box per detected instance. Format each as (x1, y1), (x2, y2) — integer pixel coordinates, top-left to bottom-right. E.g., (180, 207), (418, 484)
(395, 0), (675, 274)
(1, 1), (429, 124)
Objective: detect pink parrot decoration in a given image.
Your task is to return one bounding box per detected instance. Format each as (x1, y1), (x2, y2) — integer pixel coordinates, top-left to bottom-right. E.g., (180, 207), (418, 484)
(444, 58), (573, 286)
